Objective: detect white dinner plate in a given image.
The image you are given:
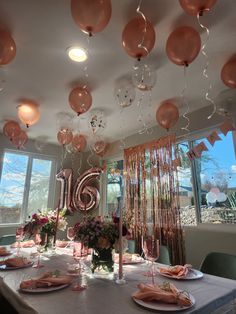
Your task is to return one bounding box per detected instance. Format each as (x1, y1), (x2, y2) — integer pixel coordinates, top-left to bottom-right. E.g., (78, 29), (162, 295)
(158, 268), (203, 280)
(20, 283), (70, 293)
(132, 293), (195, 311)
(0, 261), (34, 271)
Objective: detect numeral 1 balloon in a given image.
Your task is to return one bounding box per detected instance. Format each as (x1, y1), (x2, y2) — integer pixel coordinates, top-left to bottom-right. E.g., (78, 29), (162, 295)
(56, 169), (73, 213)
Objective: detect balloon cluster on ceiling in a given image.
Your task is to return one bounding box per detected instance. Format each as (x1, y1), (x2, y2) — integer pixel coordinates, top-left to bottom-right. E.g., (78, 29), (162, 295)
(1, 0), (236, 153)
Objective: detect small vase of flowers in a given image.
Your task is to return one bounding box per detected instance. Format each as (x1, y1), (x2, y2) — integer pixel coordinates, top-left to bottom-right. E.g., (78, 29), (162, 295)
(74, 216), (127, 274)
(24, 209), (67, 251)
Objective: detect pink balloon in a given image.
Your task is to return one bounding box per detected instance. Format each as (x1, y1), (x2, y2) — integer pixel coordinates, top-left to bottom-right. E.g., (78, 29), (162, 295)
(156, 101), (179, 130)
(0, 30), (16, 65)
(166, 26), (201, 66)
(11, 130), (28, 149)
(122, 17), (156, 60)
(69, 86), (92, 116)
(179, 0), (217, 16)
(71, 0), (112, 36)
(3, 120), (21, 140)
(93, 140), (108, 156)
(221, 55), (236, 89)
(72, 134), (87, 152)
(57, 129), (73, 145)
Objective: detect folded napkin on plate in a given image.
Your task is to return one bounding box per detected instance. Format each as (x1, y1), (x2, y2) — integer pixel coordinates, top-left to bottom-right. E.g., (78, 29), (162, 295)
(11, 240), (35, 248)
(0, 257), (31, 267)
(20, 272), (73, 289)
(56, 240), (69, 248)
(133, 282), (192, 307)
(0, 246), (10, 256)
(159, 264), (192, 278)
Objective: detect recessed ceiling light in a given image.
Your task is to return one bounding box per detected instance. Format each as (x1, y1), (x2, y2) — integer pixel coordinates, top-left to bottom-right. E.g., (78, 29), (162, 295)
(67, 47), (87, 62)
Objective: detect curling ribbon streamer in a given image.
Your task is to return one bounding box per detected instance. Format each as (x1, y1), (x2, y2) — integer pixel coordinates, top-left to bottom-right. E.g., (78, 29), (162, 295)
(136, 0), (148, 54)
(181, 65), (190, 132)
(197, 13), (216, 120)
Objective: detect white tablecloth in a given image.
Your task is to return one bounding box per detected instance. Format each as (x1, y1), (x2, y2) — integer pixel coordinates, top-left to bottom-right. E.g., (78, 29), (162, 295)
(1, 249), (236, 314)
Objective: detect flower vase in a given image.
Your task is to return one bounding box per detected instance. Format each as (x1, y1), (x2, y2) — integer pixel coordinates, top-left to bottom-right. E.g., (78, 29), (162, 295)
(91, 247), (114, 276)
(40, 233), (56, 255)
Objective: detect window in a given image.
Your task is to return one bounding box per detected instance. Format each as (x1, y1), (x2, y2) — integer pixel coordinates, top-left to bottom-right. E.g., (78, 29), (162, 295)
(177, 142), (197, 226)
(105, 160), (124, 217)
(0, 150), (56, 225)
(197, 132), (236, 224)
(179, 131), (236, 225)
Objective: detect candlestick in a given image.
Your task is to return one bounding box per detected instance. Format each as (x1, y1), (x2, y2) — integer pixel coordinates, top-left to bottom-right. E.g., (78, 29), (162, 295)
(116, 206), (126, 285)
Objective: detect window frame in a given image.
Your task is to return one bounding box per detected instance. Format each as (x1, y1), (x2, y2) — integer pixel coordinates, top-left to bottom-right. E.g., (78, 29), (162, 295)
(100, 155), (124, 217)
(0, 148), (57, 227)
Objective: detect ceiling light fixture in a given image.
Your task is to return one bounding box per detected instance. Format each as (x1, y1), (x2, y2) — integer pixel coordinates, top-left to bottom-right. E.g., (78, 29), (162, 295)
(67, 47), (88, 62)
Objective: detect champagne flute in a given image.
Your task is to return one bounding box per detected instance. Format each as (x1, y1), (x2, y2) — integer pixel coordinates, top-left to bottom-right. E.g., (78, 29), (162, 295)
(142, 236), (160, 285)
(33, 234), (44, 268)
(67, 227), (75, 248)
(15, 226), (24, 256)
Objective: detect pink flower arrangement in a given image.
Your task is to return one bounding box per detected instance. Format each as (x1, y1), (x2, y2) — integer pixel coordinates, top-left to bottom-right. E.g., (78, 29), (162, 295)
(24, 209), (67, 237)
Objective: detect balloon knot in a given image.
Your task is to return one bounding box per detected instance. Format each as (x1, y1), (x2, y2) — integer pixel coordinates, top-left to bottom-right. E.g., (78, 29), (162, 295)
(26, 124), (29, 128)
(77, 112), (80, 117)
(184, 62), (189, 67)
(199, 9), (204, 16)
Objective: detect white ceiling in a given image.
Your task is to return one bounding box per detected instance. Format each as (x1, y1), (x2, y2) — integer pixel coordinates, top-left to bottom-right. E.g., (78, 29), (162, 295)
(0, 0), (235, 146)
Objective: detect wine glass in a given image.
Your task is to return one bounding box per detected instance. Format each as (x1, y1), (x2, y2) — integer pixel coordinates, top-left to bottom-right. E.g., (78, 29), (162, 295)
(67, 227), (75, 248)
(142, 236), (160, 285)
(15, 226), (24, 256)
(33, 234), (44, 268)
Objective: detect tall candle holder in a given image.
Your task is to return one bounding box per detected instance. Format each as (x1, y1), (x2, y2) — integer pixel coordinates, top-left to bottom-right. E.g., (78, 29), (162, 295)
(115, 206), (126, 285)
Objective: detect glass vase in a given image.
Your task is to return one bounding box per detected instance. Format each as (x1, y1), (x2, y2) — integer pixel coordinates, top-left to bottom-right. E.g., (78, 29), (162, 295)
(91, 247), (114, 276)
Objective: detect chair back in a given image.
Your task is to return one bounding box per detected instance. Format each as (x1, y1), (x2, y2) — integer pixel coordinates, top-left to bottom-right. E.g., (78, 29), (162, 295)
(157, 245), (171, 265)
(0, 234), (16, 245)
(200, 252), (236, 280)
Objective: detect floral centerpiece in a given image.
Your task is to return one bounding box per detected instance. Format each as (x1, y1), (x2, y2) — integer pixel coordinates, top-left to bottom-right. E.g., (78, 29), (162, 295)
(24, 209), (67, 249)
(74, 216), (127, 273)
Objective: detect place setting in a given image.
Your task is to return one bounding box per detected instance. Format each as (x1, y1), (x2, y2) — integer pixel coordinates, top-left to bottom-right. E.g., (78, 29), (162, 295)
(157, 264), (203, 280)
(19, 270), (74, 293)
(132, 281), (195, 312)
(0, 256), (34, 271)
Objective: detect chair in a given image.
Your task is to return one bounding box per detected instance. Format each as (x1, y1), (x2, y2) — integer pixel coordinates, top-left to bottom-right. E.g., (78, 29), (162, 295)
(0, 234), (16, 245)
(157, 245), (171, 265)
(200, 252), (236, 280)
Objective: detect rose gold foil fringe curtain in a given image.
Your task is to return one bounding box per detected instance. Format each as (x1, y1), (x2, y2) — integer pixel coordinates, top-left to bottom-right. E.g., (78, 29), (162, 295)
(124, 135), (185, 265)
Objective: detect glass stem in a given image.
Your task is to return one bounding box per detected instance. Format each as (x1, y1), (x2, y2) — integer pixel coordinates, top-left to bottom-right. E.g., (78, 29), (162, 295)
(151, 261), (155, 285)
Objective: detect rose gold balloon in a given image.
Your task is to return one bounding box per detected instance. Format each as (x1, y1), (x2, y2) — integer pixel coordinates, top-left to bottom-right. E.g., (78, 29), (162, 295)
(11, 130), (28, 149)
(69, 86), (92, 116)
(57, 129), (73, 145)
(0, 30), (16, 65)
(166, 26), (201, 66)
(71, 0), (112, 36)
(122, 17), (156, 60)
(72, 167), (102, 211)
(3, 120), (21, 140)
(221, 55), (236, 89)
(56, 168), (73, 213)
(72, 134), (87, 152)
(17, 100), (40, 127)
(156, 101), (179, 130)
(179, 0), (217, 16)
(93, 140), (108, 156)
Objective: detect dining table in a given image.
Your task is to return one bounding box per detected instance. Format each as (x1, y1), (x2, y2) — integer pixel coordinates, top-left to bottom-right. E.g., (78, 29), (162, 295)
(0, 246), (236, 314)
